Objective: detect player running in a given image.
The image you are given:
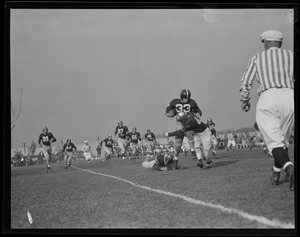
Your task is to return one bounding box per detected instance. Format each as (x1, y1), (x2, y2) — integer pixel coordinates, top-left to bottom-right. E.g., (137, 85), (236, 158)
(63, 139), (77, 169)
(82, 140), (93, 162)
(127, 127), (142, 161)
(38, 127), (57, 173)
(144, 129), (156, 158)
(226, 130), (236, 151)
(165, 111), (212, 170)
(100, 135), (114, 163)
(165, 89), (202, 160)
(114, 120), (129, 159)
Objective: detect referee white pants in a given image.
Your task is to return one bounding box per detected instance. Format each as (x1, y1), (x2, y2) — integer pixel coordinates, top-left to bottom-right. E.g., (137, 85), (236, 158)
(256, 88), (294, 153)
(193, 127), (212, 159)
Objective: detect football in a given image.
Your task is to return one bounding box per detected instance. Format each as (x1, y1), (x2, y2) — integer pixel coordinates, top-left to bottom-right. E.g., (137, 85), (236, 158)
(176, 111), (187, 122)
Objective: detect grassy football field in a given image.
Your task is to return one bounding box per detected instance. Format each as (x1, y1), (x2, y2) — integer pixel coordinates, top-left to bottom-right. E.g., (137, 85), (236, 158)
(9, 144), (296, 234)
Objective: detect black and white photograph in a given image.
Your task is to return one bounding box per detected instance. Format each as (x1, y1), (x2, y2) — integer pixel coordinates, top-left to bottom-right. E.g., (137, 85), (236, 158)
(5, 1), (296, 234)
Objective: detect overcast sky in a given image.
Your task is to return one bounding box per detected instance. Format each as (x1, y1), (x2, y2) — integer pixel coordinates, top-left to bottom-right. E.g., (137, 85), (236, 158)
(10, 8), (294, 148)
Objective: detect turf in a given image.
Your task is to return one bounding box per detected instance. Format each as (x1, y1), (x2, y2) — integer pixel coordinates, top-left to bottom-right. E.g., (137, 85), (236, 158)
(10, 144), (295, 231)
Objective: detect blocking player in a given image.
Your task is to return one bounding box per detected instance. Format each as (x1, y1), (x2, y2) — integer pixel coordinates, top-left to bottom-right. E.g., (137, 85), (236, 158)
(165, 89), (202, 160)
(142, 150), (175, 171)
(144, 129), (156, 158)
(100, 135), (114, 163)
(165, 111), (212, 170)
(127, 127), (142, 161)
(63, 139), (77, 169)
(38, 127), (57, 173)
(114, 120), (129, 159)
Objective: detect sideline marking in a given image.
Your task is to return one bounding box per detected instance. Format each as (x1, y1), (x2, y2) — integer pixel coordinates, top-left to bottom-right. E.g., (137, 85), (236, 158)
(73, 166), (294, 229)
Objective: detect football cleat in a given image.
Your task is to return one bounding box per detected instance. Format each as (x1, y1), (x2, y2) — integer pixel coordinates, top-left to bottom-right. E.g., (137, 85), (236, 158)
(205, 160), (212, 168)
(197, 159), (204, 168)
(270, 171), (281, 186)
(206, 159), (212, 165)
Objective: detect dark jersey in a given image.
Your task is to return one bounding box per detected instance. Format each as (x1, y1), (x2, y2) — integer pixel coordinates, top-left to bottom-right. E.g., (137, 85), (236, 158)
(166, 98), (202, 115)
(168, 112), (207, 137)
(128, 132), (141, 144)
(63, 142), (77, 152)
(210, 127), (217, 137)
(114, 126), (129, 139)
(145, 132), (156, 141)
(102, 138), (114, 148)
(38, 132), (56, 146)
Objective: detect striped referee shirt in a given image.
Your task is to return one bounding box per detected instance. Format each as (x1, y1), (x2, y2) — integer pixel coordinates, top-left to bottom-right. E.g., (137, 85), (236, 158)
(240, 47), (294, 100)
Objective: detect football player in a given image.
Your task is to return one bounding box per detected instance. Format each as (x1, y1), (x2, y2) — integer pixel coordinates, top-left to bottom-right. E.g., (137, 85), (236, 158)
(38, 127), (57, 173)
(144, 129), (156, 158)
(165, 111), (212, 169)
(82, 140), (93, 162)
(114, 121), (129, 159)
(127, 127), (142, 161)
(142, 151), (174, 171)
(206, 117), (218, 157)
(165, 89), (202, 160)
(63, 139), (77, 169)
(226, 130), (236, 151)
(100, 135), (114, 163)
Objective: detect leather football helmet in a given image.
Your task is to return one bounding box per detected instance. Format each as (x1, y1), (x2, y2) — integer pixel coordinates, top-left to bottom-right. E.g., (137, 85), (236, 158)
(180, 89), (191, 100)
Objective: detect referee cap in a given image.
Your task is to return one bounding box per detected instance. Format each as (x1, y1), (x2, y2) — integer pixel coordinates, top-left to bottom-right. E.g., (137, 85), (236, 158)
(260, 30), (283, 43)
(84, 140), (88, 143)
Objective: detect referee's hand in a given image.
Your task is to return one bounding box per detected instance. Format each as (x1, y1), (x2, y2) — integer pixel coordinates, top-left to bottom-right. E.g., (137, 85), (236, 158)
(241, 101), (251, 112)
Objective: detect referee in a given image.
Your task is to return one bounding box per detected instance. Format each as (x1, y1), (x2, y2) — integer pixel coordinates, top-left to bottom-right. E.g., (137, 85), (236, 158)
(239, 30), (294, 191)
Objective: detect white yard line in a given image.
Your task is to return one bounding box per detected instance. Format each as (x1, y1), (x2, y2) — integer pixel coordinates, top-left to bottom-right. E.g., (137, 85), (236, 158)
(73, 166), (294, 229)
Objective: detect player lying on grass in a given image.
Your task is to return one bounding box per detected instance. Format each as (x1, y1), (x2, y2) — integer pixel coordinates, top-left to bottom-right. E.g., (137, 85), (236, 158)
(165, 111), (212, 169)
(142, 151), (175, 171)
